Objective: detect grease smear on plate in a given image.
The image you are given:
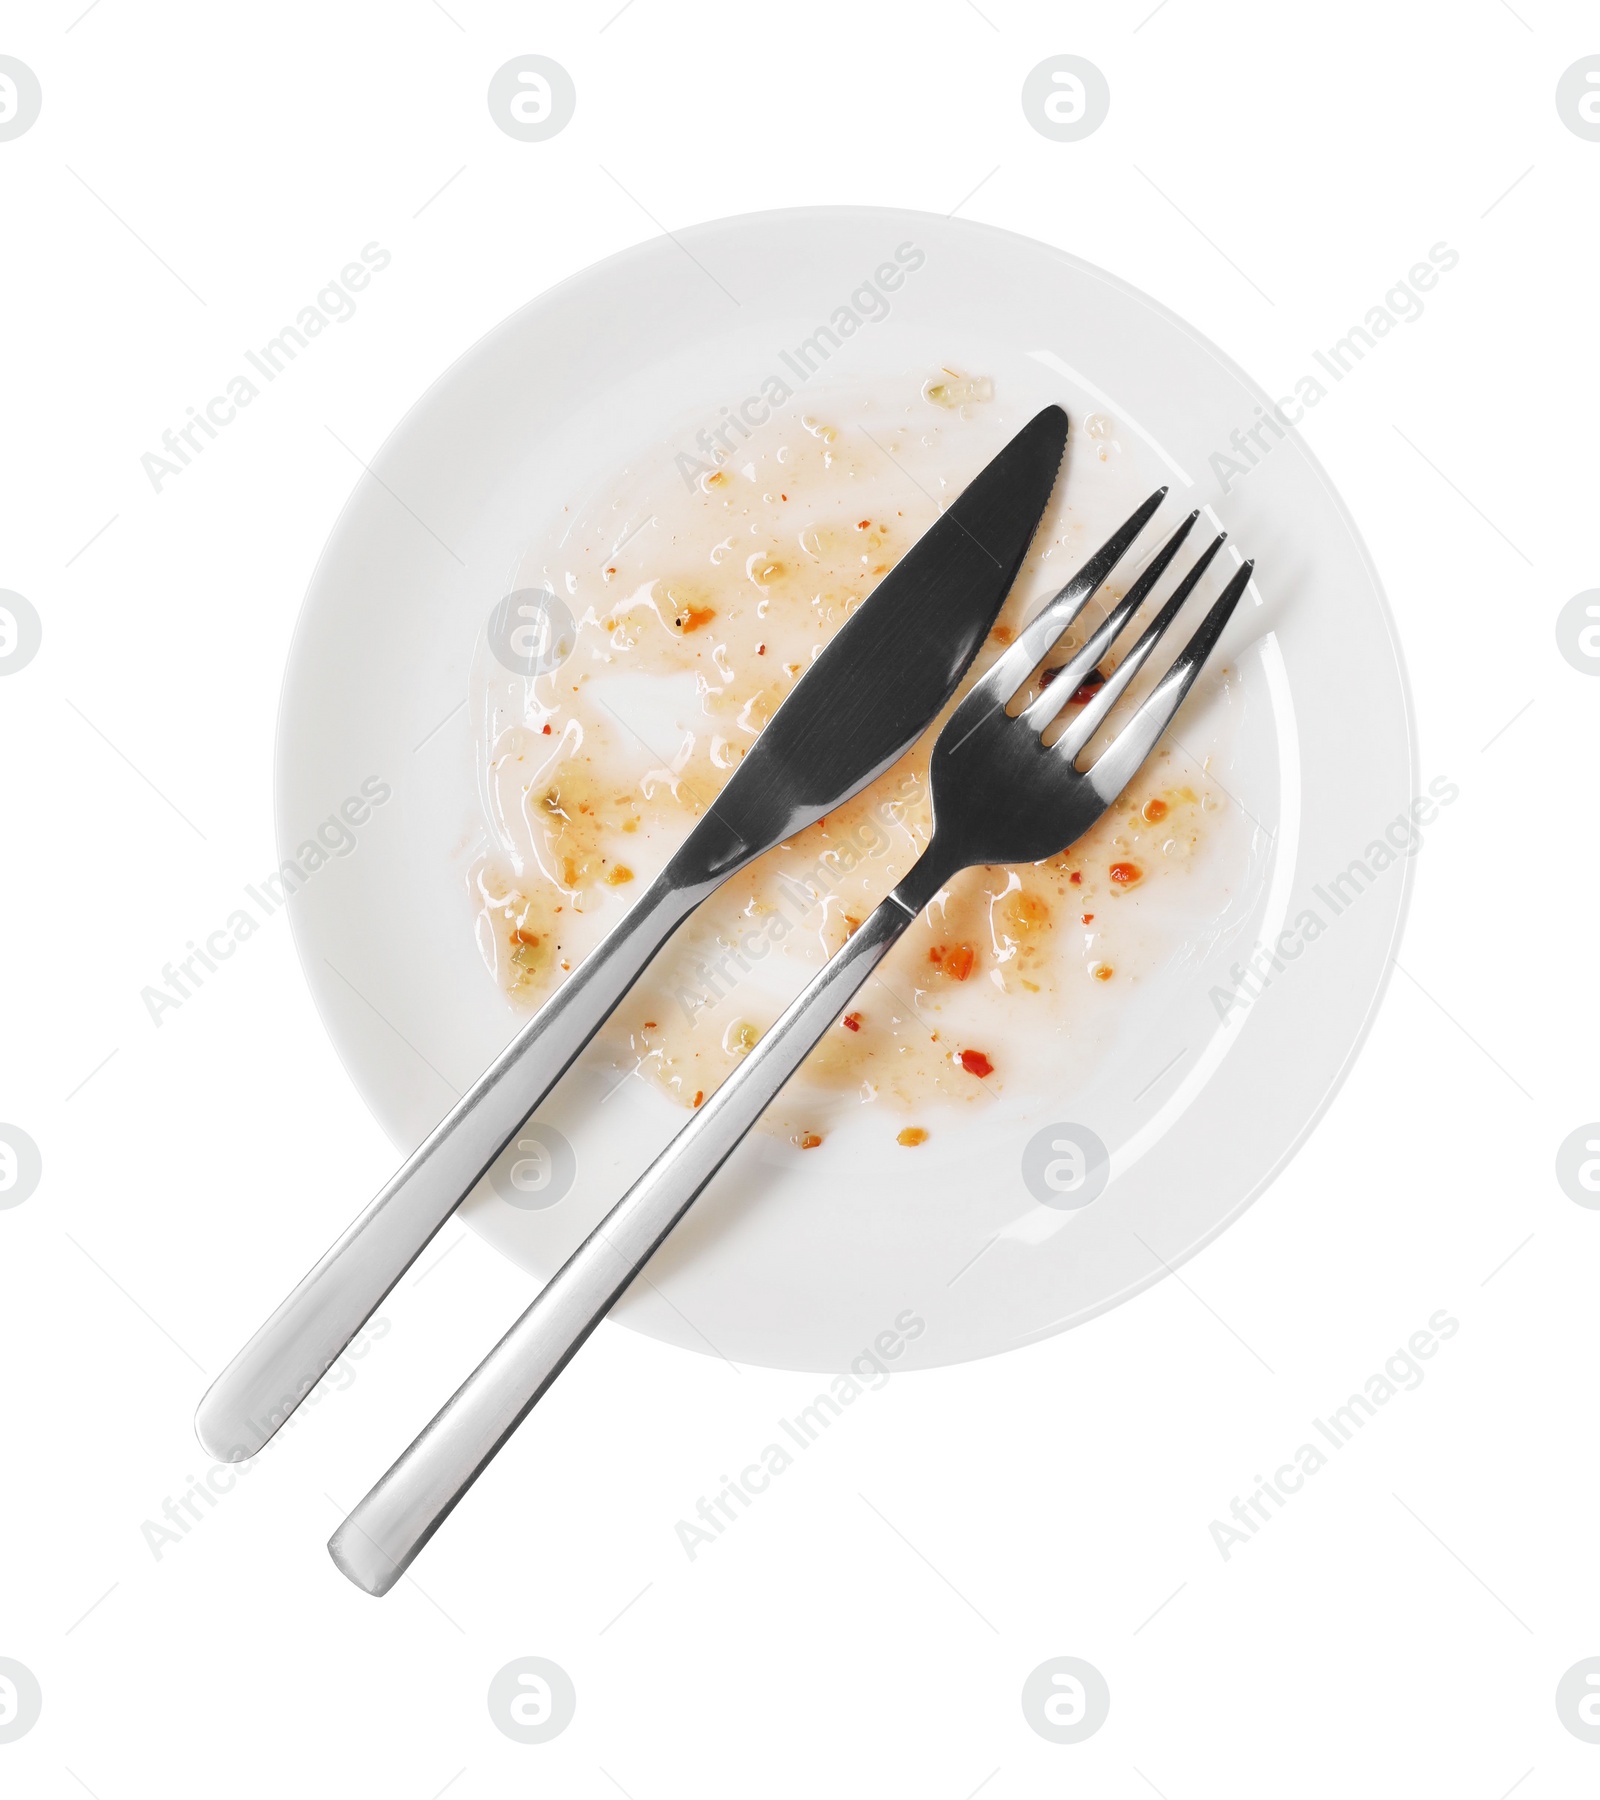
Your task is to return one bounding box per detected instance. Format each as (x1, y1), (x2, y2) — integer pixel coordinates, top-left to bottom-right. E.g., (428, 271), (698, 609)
(470, 376), (1254, 1148)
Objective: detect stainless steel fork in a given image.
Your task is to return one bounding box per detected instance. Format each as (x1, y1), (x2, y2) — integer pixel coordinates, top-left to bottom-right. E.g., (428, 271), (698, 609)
(329, 496), (1254, 1594)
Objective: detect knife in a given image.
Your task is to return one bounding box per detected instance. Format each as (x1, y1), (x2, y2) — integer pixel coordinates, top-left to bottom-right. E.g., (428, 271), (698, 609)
(194, 404), (1069, 1462)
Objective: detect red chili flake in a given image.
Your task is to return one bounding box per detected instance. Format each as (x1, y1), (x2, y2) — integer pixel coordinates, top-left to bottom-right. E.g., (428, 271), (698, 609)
(692, 1090), (705, 1107)
(795, 1131), (823, 1149)
(1069, 871), (1082, 885)
(856, 518), (871, 530)
(1081, 913), (1094, 924)
(959, 1049), (994, 1078)
(756, 643), (767, 655)
(541, 723), (552, 735)
(1109, 861), (1143, 887)
(944, 943), (976, 981)
(842, 1012), (862, 1032)
(642, 1021), (657, 1029)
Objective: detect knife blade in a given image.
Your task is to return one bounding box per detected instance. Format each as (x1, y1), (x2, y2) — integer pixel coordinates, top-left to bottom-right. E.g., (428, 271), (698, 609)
(194, 404), (1068, 1461)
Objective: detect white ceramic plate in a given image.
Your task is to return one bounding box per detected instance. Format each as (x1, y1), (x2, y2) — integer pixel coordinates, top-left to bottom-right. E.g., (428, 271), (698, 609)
(277, 207), (1414, 1372)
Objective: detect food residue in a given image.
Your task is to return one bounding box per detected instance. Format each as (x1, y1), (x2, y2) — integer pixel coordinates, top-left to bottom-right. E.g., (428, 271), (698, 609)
(470, 375), (1250, 1149)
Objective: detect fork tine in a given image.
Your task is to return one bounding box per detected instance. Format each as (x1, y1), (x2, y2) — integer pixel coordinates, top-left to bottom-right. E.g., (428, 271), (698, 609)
(1084, 558), (1254, 805)
(1051, 530), (1226, 759)
(952, 486), (1168, 725)
(1021, 510), (1200, 733)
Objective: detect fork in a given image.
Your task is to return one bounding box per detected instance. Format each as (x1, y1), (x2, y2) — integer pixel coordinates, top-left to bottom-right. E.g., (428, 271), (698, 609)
(329, 495), (1253, 1593)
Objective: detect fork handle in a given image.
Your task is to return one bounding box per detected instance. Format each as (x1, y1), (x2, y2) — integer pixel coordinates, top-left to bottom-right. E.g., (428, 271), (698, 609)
(194, 853), (722, 1463)
(329, 879), (930, 1595)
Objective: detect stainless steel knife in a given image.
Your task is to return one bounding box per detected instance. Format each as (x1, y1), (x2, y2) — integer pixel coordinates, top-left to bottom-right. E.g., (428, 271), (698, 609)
(195, 404), (1069, 1461)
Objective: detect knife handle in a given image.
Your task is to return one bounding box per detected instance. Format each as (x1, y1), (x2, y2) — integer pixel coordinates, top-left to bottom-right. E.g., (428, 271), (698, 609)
(327, 885), (923, 1595)
(194, 854), (717, 1463)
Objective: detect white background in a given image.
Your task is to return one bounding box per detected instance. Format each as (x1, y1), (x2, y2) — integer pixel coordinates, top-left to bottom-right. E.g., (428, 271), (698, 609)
(2, 1), (1596, 1794)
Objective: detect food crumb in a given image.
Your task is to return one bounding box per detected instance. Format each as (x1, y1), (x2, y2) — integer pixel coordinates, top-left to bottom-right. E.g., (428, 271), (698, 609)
(931, 942), (977, 981)
(794, 1130), (823, 1149)
(958, 1049), (994, 1078)
(1093, 964), (1114, 982)
(925, 373), (994, 408)
(897, 1127), (929, 1148)
(693, 1090), (705, 1107)
(605, 864), (634, 885)
(1109, 861), (1143, 887)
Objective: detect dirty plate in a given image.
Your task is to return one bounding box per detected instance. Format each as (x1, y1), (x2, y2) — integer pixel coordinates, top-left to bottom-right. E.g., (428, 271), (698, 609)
(276, 206), (1414, 1372)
